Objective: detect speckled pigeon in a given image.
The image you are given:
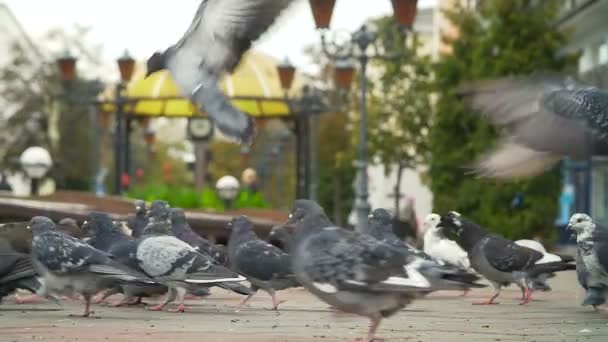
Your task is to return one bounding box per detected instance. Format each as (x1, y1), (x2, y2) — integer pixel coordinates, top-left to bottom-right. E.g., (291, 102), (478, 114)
(170, 208), (227, 265)
(145, 0), (296, 145)
(439, 211), (575, 305)
(227, 215), (298, 311)
(567, 213), (608, 311)
(30, 216), (154, 317)
(82, 212), (168, 306)
(367, 209), (484, 295)
(136, 219), (246, 312)
(459, 75), (608, 178)
(288, 200), (456, 342)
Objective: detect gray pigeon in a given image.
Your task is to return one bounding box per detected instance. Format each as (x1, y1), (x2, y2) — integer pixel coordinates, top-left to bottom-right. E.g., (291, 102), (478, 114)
(288, 200), (443, 342)
(29, 216), (153, 317)
(459, 75), (608, 178)
(57, 218), (84, 239)
(171, 208), (227, 265)
(367, 209), (485, 294)
(129, 200), (148, 239)
(567, 213), (608, 311)
(82, 212), (168, 306)
(145, 0), (296, 145)
(136, 219), (246, 312)
(439, 211), (575, 305)
(267, 224), (292, 252)
(0, 252), (41, 303)
(227, 215), (299, 311)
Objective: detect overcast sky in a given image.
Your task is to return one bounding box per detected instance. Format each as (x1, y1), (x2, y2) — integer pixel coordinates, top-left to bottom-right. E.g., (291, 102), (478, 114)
(4, 0), (437, 74)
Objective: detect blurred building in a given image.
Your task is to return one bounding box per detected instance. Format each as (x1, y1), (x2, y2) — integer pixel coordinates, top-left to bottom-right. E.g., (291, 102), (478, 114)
(557, 0), (608, 227)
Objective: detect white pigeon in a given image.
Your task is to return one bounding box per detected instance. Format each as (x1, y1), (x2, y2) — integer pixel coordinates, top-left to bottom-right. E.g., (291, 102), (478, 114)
(515, 239), (575, 291)
(423, 213), (471, 270)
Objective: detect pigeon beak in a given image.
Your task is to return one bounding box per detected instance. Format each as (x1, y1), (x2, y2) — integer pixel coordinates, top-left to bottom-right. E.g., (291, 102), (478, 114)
(566, 224), (573, 231)
(367, 214), (373, 219)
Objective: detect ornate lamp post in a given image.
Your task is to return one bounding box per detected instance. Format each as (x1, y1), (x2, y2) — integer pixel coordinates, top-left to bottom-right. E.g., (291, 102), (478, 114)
(309, 0), (418, 232)
(57, 49), (136, 195)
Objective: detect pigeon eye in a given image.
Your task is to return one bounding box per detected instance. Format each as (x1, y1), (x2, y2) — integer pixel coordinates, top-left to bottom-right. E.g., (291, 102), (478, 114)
(577, 218), (583, 223)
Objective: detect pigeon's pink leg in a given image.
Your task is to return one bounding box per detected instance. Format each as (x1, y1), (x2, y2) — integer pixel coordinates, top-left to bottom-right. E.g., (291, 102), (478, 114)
(460, 289), (470, 297)
(356, 316), (384, 342)
(519, 287), (533, 305)
(473, 293), (500, 305)
(82, 296), (93, 317)
(148, 289), (176, 312)
(235, 293), (254, 312)
(92, 290), (109, 305)
(168, 288), (187, 313)
(271, 292), (287, 310)
(14, 294), (45, 304)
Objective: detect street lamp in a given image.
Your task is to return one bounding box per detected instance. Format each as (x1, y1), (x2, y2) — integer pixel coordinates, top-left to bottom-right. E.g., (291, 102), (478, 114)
(20, 146), (53, 196)
(57, 49), (136, 195)
(216, 175), (240, 210)
(310, 0), (418, 232)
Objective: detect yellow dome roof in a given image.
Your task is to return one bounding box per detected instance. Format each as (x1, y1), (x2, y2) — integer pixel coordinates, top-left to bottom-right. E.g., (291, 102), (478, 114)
(100, 51), (304, 118)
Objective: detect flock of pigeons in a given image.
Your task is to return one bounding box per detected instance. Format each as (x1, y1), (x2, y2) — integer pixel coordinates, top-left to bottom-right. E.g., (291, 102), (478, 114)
(1, 198), (607, 341)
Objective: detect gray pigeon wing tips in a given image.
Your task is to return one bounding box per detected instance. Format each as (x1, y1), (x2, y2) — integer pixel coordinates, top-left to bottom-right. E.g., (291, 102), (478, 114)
(482, 236), (543, 273)
(0, 253), (37, 284)
(191, 78), (256, 146)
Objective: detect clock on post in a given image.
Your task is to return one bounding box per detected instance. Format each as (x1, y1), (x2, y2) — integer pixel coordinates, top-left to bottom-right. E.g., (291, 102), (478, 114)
(187, 116), (214, 141)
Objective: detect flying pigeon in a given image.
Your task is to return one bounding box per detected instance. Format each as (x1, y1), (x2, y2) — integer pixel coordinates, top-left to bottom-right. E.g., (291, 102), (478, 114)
(422, 213), (471, 270)
(288, 200), (482, 342)
(267, 224), (292, 252)
(82, 212), (168, 306)
(367, 209), (484, 295)
(145, 0), (297, 145)
(227, 215), (298, 311)
(0, 252), (41, 304)
(515, 239), (575, 291)
(29, 216), (154, 317)
(136, 219), (246, 312)
(170, 208), (227, 265)
(439, 211), (576, 305)
(129, 200), (148, 239)
(459, 75), (608, 178)
(567, 213), (608, 311)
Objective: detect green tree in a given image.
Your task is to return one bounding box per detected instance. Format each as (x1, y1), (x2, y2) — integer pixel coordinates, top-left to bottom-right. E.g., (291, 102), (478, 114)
(428, 1), (578, 239)
(369, 16), (434, 215)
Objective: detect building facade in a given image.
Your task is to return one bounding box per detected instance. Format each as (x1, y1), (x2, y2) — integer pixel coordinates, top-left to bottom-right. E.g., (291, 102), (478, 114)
(556, 0), (608, 227)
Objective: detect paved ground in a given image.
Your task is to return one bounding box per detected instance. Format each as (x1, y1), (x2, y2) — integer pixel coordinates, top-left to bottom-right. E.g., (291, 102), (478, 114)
(1, 272), (607, 342)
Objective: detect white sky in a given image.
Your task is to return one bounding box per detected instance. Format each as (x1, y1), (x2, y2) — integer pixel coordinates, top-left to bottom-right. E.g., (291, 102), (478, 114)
(4, 0), (437, 75)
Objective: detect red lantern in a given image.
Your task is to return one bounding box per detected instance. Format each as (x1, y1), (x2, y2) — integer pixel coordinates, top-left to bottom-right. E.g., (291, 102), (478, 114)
(117, 50), (136, 82)
(309, 0), (336, 29)
(57, 52), (77, 81)
(277, 57), (296, 91)
(392, 0), (418, 28)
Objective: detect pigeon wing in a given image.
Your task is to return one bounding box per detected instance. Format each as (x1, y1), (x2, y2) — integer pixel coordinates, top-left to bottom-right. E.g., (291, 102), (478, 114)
(482, 235), (544, 272)
(233, 239), (294, 281)
(302, 228), (430, 293)
(0, 253), (36, 284)
(592, 224), (608, 272)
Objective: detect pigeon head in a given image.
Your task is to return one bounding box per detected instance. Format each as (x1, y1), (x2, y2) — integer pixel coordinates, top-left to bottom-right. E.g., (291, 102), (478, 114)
(146, 51), (167, 77)
(287, 199), (327, 225)
(228, 215), (254, 235)
(143, 220), (172, 236)
(567, 213), (594, 237)
(422, 213), (441, 232)
(134, 200), (147, 216)
(170, 208), (187, 225)
(268, 224), (290, 242)
(29, 216), (56, 235)
(438, 211), (465, 238)
(81, 212), (116, 237)
(438, 211), (487, 252)
(368, 208), (392, 226)
(147, 200), (171, 222)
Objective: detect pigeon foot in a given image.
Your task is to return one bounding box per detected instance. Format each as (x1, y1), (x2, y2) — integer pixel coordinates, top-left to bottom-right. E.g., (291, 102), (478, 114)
(472, 300), (499, 305)
(14, 294), (45, 304)
(147, 304), (166, 311)
(518, 288), (533, 305)
(168, 304), (185, 313)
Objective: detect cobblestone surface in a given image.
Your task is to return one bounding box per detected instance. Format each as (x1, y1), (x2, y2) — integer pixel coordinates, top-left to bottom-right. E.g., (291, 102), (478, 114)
(1, 272), (607, 342)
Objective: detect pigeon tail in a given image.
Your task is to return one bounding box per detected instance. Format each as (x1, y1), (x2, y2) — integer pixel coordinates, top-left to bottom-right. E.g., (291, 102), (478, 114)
(217, 282), (254, 296)
(191, 67), (256, 146)
(526, 261), (576, 278)
(88, 263), (154, 284)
